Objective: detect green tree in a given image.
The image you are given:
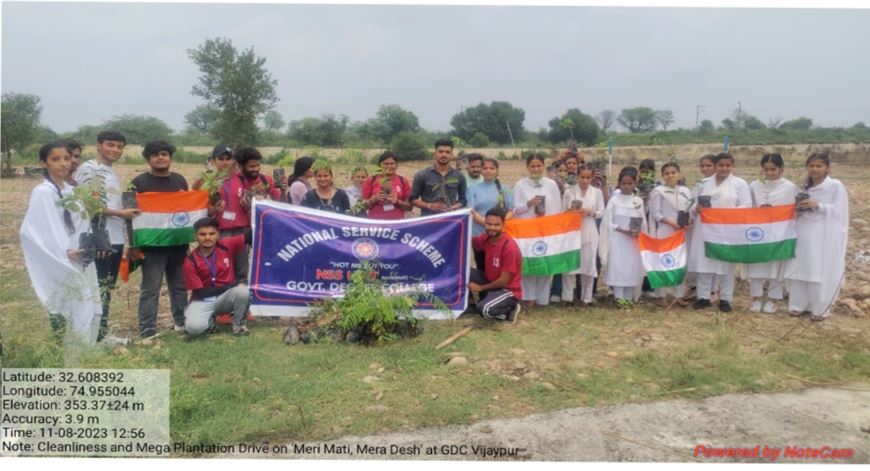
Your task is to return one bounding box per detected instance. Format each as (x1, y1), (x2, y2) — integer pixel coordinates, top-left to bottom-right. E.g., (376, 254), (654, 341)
(184, 105), (219, 134)
(721, 118), (737, 131)
(468, 132), (490, 147)
(547, 108), (599, 146)
(102, 114), (173, 144)
(389, 132), (428, 161)
(699, 119), (715, 133)
(780, 117), (813, 130)
(188, 37), (278, 146)
(744, 116), (766, 130)
(288, 114), (349, 146)
(263, 110), (286, 132)
(360, 104), (421, 143)
(450, 101), (525, 145)
(617, 107), (658, 133)
(654, 110), (675, 131)
(1, 93), (43, 177)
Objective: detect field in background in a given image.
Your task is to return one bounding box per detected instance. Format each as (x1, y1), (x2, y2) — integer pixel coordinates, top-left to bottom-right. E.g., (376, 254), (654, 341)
(1, 147), (868, 450)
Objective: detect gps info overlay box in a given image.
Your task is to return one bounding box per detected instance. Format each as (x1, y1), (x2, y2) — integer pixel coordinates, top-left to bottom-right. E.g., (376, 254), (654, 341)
(1, 368), (170, 457)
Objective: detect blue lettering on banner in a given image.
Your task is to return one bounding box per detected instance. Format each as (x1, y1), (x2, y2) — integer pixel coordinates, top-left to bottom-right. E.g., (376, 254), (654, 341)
(249, 201), (471, 318)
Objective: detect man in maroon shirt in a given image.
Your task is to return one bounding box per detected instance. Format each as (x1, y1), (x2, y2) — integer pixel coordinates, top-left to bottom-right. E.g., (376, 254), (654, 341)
(469, 207), (523, 323)
(183, 217), (251, 337)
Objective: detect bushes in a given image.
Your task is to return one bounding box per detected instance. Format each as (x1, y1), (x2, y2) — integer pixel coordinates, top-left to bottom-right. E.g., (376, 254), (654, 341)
(389, 132), (428, 161)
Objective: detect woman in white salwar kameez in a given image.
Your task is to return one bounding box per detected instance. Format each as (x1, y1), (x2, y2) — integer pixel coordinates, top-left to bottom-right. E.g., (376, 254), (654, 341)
(691, 153), (752, 313)
(512, 154), (563, 308)
(746, 154), (798, 314)
(685, 155), (717, 294)
(648, 162), (693, 304)
(560, 166), (605, 306)
(600, 167), (647, 308)
(20, 141), (102, 346)
(783, 153), (848, 321)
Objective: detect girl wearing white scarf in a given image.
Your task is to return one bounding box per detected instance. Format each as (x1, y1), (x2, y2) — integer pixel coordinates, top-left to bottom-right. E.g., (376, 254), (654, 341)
(783, 153), (849, 321)
(746, 154), (798, 314)
(649, 162), (693, 302)
(20, 141), (101, 347)
(691, 153), (751, 312)
(560, 166), (605, 305)
(600, 167), (648, 307)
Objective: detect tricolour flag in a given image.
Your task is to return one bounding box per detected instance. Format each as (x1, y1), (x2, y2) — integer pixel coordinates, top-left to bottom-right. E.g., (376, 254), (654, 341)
(132, 190), (209, 247)
(504, 212), (581, 276)
(638, 230), (687, 289)
(700, 205), (796, 263)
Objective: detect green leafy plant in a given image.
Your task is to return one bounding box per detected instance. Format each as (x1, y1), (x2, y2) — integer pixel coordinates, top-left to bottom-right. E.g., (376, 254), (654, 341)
(309, 263), (436, 343)
(58, 176), (108, 221)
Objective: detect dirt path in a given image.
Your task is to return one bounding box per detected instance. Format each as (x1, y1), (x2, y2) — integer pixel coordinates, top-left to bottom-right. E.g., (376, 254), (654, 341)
(252, 384), (870, 462)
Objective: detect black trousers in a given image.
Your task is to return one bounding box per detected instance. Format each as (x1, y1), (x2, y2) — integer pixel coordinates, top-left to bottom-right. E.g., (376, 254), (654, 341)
(94, 244), (124, 341)
(470, 269), (517, 321)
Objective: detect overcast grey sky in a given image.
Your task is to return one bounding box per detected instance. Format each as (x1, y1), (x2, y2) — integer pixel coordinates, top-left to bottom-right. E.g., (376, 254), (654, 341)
(2, 2), (869, 134)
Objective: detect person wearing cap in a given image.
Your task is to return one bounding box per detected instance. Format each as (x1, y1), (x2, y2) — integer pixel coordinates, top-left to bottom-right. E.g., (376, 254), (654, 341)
(192, 144), (237, 191)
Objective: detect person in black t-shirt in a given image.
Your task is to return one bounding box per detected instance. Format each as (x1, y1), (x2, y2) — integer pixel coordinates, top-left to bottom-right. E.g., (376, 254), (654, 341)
(129, 140), (189, 339)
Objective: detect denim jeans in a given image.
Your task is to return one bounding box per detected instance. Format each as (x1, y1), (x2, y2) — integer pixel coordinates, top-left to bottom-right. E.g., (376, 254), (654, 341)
(138, 248), (188, 337)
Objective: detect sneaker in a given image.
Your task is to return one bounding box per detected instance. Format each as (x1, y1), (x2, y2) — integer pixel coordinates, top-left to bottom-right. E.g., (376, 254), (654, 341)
(749, 300), (763, 312)
(762, 301), (777, 314)
(140, 329), (159, 341)
(506, 304), (521, 324)
(693, 299), (712, 310)
(718, 300), (733, 313)
(174, 324), (186, 333)
(550, 294), (561, 303)
(232, 325), (249, 337)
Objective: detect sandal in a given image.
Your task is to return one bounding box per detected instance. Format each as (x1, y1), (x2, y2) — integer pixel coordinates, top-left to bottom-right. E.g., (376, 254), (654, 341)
(788, 311), (803, 317)
(810, 315), (827, 322)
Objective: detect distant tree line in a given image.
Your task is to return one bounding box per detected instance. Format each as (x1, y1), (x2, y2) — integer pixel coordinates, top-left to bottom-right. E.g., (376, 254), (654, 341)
(2, 36), (869, 172)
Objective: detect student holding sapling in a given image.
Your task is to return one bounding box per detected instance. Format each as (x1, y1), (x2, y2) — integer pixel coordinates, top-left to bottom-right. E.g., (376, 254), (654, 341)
(74, 130), (140, 341)
(686, 154), (717, 298)
(362, 151), (412, 219)
(599, 166), (647, 308)
(746, 154), (798, 314)
(21, 140), (102, 345)
(511, 153), (562, 308)
(783, 153), (848, 322)
(690, 152), (751, 313)
(560, 164), (605, 307)
(648, 162), (693, 305)
(410, 139), (467, 216)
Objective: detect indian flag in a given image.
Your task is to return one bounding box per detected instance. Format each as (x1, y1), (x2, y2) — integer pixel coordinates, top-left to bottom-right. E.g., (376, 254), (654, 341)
(132, 190), (209, 247)
(638, 230), (687, 289)
(700, 205), (796, 263)
(504, 212), (581, 276)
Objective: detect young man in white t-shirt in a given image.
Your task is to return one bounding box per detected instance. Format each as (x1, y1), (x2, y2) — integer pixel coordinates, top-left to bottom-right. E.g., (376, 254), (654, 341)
(74, 130), (140, 341)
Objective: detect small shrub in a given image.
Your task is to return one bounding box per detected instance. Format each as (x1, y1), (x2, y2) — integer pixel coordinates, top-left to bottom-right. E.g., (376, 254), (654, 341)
(172, 148), (209, 164)
(390, 132), (428, 161)
(265, 148), (290, 165)
(469, 132), (490, 148)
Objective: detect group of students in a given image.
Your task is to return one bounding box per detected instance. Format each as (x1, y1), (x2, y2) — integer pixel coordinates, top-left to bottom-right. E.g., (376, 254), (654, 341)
(20, 133), (850, 347)
(510, 149), (848, 323)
